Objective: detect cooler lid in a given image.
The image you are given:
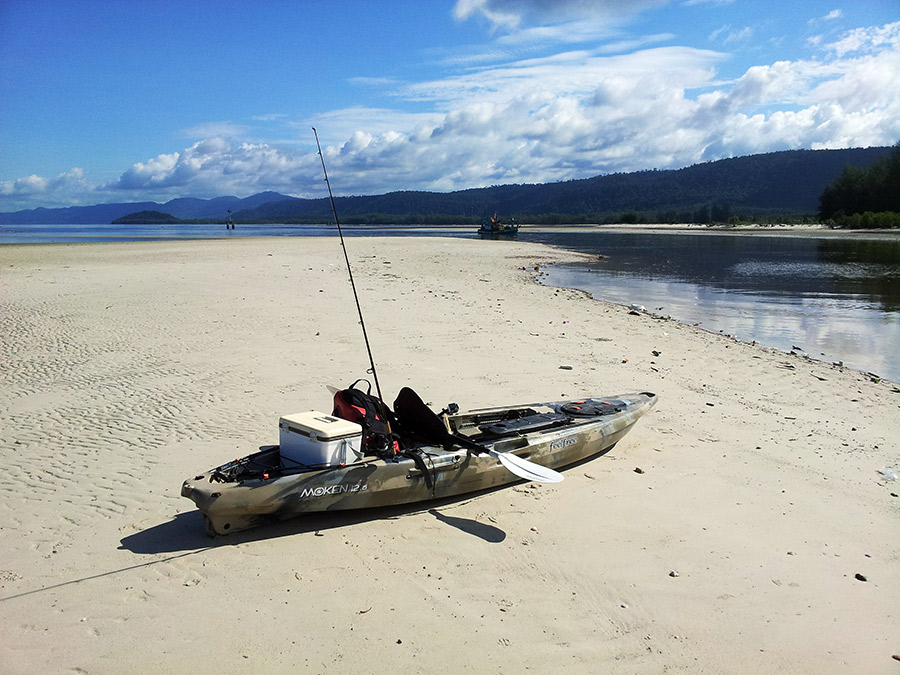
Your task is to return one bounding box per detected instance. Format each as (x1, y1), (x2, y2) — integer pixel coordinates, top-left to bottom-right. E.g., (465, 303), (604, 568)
(279, 411), (363, 439)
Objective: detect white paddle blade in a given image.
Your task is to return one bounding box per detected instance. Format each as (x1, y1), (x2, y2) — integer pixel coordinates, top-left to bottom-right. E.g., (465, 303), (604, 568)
(490, 450), (564, 483)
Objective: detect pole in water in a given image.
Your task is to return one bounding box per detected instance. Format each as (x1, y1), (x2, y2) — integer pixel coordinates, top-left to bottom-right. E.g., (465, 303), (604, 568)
(312, 128), (390, 422)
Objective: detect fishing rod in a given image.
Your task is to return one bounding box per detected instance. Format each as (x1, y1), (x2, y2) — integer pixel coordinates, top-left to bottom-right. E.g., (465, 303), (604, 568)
(312, 128), (391, 429)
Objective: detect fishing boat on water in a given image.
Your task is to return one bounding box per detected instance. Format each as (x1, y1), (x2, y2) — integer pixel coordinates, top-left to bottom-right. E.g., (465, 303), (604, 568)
(478, 213), (519, 238)
(182, 383), (657, 535)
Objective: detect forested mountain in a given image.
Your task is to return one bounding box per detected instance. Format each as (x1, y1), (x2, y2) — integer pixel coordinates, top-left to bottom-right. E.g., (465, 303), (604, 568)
(0, 147), (892, 224)
(0, 191), (288, 224)
(819, 143), (900, 227)
(232, 146), (891, 223)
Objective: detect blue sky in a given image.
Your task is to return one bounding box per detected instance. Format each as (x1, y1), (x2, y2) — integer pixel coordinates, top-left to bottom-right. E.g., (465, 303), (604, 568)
(1, 0), (898, 211)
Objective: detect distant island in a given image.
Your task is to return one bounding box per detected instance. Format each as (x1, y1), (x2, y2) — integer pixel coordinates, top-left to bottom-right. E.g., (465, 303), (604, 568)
(112, 210), (182, 224)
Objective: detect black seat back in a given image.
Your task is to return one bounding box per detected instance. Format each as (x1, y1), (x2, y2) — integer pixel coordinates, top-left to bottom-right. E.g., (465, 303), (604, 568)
(393, 387), (451, 445)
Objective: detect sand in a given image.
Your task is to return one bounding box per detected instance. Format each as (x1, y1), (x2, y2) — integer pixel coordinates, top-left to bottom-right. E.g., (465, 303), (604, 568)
(1, 236), (898, 674)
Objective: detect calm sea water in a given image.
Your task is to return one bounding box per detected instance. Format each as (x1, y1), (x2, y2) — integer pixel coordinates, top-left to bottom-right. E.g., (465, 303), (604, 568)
(0, 222), (470, 243)
(3, 223), (899, 382)
(528, 230), (900, 383)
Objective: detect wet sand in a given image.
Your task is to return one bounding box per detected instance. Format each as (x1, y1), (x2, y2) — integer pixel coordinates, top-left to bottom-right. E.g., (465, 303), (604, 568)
(1, 237), (898, 674)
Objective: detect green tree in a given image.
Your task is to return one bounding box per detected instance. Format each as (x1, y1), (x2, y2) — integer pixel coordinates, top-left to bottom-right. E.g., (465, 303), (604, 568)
(819, 142), (900, 224)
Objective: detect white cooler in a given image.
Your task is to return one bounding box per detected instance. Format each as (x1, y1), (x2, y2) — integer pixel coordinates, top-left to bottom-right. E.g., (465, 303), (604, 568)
(279, 411), (363, 468)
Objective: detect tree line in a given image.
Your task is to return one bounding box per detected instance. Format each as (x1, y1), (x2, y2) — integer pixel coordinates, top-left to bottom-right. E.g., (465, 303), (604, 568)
(819, 143), (900, 228)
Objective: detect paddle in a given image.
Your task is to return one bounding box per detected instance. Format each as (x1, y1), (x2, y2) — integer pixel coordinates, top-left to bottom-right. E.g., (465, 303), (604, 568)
(488, 449), (564, 483)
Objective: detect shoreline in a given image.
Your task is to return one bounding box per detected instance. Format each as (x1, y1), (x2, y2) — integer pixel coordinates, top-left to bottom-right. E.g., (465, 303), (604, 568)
(537, 280), (898, 386)
(522, 223), (900, 238)
(2, 237), (899, 674)
(2, 221), (900, 249)
(532, 268), (898, 386)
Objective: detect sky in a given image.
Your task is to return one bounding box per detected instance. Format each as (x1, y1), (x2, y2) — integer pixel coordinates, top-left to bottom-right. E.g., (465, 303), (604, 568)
(1, 0), (899, 211)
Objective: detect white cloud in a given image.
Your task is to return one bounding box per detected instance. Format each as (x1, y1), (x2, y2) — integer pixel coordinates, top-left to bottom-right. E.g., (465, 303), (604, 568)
(304, 107), (444, 147)
(454, 0), (668, 29)
(453, 0), (522, 31)
(48, 168), (91, 195)
(0, 168), (96, 210)
(181, 121), (249, 139)
(404, 45), (725, 106)
(452, 0), (668, 48)
(251, 113), (291, 122)
(709, 24), (752, 45)
(723, 26), (752, 44)
(827, 21), (900, 57)
(105, 138), (311, 199)
(596, 33), (675, 54)
(0, 174), (47, 197)
(114, 152), (181, 190)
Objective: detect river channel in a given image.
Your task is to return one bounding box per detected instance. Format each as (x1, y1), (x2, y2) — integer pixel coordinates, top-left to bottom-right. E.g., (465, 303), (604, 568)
(529, 229), (900, 383)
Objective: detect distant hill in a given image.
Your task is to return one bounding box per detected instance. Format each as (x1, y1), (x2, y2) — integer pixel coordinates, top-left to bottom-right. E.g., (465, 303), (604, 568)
(0, 147), (892, 225)
(0, 191), (289, 225)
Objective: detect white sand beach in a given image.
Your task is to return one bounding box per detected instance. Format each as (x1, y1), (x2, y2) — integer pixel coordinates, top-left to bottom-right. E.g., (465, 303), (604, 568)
(1, 237), (898, 674)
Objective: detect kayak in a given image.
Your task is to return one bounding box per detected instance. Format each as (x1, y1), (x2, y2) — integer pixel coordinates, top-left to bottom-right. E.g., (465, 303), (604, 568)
(181, 387), (657, 536)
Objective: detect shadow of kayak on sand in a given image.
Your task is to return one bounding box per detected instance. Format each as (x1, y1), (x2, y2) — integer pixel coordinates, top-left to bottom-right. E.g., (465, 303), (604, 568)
(428, 509), (506, 542)
(119, 497), (509, 555)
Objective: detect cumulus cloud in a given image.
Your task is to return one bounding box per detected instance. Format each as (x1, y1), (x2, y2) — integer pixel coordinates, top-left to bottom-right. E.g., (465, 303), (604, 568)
(0, 168), (95, 210)
(305, 107), (444, 148)
(106, 137), (312, 199)
(0, 174), (47, 197)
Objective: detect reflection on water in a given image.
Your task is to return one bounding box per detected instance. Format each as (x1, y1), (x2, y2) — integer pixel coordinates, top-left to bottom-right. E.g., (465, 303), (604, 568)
(530, 231), (900, 382)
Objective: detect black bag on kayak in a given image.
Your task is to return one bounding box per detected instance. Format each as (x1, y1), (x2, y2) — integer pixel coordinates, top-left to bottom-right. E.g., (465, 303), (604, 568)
(332, 379), (396, 455)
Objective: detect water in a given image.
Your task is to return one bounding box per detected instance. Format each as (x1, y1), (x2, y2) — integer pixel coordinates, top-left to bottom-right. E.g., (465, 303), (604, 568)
(528, 230), (900, 382)
(3, 223), (898, 382)
(0, 222), (475, 244)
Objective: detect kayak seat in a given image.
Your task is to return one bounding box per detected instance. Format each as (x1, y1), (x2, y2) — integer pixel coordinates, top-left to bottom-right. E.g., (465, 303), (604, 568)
(393, 387), (453, 446)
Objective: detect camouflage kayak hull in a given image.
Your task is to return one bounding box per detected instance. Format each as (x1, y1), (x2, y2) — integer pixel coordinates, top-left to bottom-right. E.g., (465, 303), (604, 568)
(181, 392), (656, 535)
